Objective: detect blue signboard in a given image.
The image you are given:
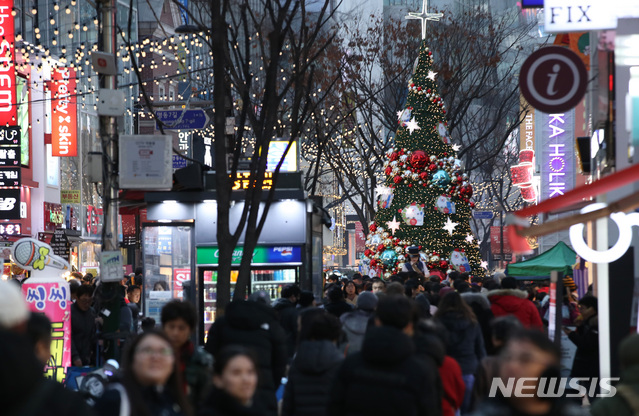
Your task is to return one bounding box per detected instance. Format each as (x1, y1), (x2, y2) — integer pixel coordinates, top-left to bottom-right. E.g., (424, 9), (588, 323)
(156, 109), (209, 130)
(472, 210), (494, 220)
(173, 154), (188, 169)
(521, 0), (543, 8)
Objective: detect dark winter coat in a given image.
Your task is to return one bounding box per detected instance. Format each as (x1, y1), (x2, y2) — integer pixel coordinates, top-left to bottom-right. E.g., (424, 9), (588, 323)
(281, 340), (343, 416)
(461, 293), (495, 354)
(71, 302), (97, 365)
(94, 383), (186, 416)
(198, 387), (263, 416)
(340, 309), (374, 354)
(568, 314), (599, 379)
(205, 300), (287, 416)
(324, 300), (353, 318)
(272, 298), (299, 359)
(469, 396), (588, 416)
(487, 289), (543, 330)
(327, 326), (440, 416)
(436, 311), (486, 375)
(179, 341), (213, 408)
(591, 364), (639, 416)
(412, 329), (444, 416)
(0, 330), (96, 416)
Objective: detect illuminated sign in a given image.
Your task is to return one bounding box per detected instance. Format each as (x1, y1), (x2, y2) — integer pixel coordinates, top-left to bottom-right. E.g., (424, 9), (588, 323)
(519, 97), (535, 151)
(60, 189), (81, 204)
(0, 222), (20, 235)
(0, 167), (19, 187)
(0, 188), (19, 219)
(541, 112), (575, 200)
(544, 0), (617, 33)
(45, 202), (64, 231)
(0, 1), (16, 126)
(86, 205), (103, 235)
(266, 140), (298, 172)
(22, 281), (72, 382)
(51, 67), (78, 157)
(232, 172), (273, 190)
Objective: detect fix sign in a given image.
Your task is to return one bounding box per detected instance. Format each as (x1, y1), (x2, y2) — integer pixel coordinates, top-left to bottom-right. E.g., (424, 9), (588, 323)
(0, 0), (16, 126)
(544, 0), (617, 33)
(51, 68), (78, 157)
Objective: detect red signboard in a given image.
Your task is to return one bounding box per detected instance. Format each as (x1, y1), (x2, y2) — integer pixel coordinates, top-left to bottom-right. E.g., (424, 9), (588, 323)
(50, 68), (77, 156)
(173, 268), (191, 298)
(0, 1), (16, 126)
(490, 226), (512, 255)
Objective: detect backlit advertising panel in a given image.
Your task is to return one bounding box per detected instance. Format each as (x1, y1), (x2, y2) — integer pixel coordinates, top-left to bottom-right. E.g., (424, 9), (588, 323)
(540, 111), (575, 200)
(51, 68), (78, 156)
(0, 0), (15, 126)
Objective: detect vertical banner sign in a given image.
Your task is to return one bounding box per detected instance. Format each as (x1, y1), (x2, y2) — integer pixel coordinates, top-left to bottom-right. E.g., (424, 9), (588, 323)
(22, 281), (72, 382)
(0, 0), (15, 125)
(548, 278), (557, 342)
(541, 110), (575, 201)
(519, 96), (535, 151)
(51, 68), (78, 156)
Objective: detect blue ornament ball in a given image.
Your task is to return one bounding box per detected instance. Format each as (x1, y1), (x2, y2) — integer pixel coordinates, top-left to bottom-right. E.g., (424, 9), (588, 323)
(380, 248), (398, 268)
(432, 169), (451, 188)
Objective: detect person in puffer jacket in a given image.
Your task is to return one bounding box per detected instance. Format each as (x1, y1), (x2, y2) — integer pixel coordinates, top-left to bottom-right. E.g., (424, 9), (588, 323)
(339, 291), (378, 354)
(487, 277), (543, 330)
(281, 309), (343, 416)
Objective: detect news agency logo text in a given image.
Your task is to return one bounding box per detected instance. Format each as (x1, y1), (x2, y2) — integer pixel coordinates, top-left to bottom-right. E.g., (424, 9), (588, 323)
(489, 377), (620, 398)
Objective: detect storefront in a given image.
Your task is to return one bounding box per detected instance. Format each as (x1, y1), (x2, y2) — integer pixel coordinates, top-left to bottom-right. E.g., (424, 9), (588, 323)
(144, 189), (327, 342)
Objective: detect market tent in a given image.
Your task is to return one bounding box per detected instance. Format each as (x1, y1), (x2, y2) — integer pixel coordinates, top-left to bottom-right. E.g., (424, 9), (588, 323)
(506, 241), (576, 279)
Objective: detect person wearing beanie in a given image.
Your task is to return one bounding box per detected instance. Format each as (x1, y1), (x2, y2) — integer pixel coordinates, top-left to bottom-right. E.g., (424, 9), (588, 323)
(0, 279), (31, 332)
(591, 333), (639, 416)
(487, 277), (543, 330)
(339, 291), (378, 355)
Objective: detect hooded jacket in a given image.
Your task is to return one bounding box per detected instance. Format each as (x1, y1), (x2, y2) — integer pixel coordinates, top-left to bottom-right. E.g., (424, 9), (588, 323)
(272, 298), (299, 359)
(327, 326), (438, 416)
(205, 300), (287, 416)
(436, 311), (486, 375)
(487, 289), (543, 330)
(281, 340), (343, 416)
(462, 292), (495, 354)
(340, 309), (374, 354)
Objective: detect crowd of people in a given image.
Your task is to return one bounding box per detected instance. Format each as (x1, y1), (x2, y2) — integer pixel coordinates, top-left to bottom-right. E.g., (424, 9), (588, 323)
(2, 268), (639, 416)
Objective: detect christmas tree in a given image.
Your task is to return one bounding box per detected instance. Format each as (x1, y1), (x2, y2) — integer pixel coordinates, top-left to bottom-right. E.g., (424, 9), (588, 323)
(364, 39), (484, 279)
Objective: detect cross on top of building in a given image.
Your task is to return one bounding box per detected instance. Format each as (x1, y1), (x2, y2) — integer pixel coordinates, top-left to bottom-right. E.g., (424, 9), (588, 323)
(405, 0), (444, 40)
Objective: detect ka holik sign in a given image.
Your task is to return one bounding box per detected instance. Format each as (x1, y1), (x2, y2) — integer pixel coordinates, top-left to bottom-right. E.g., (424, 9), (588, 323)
(50, 67), (78, 157)
(0, 0), (16, 126)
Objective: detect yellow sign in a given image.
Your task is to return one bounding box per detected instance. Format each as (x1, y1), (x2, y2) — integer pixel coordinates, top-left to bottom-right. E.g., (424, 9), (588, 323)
(232, 172), (273, 191)
(61, 190), (81, 204)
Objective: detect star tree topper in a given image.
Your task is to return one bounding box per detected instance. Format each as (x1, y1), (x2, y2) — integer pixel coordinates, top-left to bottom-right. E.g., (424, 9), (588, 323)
(386, 216), (401, 235)
(405, 0), (444, 40)
(443, 217), (459, 236)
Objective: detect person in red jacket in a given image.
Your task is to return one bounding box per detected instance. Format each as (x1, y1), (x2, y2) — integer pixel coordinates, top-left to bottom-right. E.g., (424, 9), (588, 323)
(487, 277), (543, 330)
(440, 355), (465, 416)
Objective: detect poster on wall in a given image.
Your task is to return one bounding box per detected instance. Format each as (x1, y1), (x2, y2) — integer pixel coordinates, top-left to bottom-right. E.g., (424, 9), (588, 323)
(119, 135), (173, 190)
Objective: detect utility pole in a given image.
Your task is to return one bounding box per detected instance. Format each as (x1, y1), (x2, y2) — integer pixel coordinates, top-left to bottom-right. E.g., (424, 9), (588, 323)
(97, 0), (121, 361)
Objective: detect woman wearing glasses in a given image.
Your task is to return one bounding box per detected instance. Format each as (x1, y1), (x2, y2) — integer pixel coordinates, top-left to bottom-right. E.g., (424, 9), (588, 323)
(94, 330), (192, 416)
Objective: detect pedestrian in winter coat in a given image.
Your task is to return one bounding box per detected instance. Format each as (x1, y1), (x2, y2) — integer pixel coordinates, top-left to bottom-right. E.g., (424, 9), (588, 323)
(591, 333), (639, 416)
(198, 346), (263, 416)
(71, 284), (98, 366)
(487, 277), (543, 330)
(282, 309), (343, 416)
(461, 292), (495, 354)
(435, 292), (486, 414)
(324, 285), (354, 318)
(343, 280), (359, 307)
(564, 295), (599, 401)
(327, 295), (440, 416)
(94, 331), (191, 416)
(161, 300), (213, 408)
(272, 285), (301, 359)
(340, 291), (378, 354)
(205, 299), (287, 416)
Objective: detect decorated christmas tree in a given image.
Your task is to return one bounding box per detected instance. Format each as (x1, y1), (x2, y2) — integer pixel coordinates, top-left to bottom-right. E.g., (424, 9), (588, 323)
(364, 38), (485, 279)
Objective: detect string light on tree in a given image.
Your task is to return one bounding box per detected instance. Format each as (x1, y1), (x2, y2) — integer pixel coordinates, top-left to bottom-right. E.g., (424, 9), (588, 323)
(363, 2), (484, 278)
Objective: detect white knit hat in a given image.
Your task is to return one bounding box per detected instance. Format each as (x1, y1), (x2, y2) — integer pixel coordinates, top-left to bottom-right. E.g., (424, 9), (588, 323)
(0, 279), (30, 329)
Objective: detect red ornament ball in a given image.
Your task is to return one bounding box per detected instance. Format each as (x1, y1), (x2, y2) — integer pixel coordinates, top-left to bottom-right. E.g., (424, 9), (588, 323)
(410, 150), (428, 169)
(393, 175), (402, 184)
(385, 166), (392, 175)
(428, 163), (437, 171)
(439, 260), (448, 269)
(369, 224), (377, 232)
